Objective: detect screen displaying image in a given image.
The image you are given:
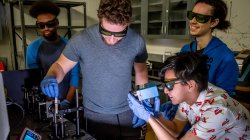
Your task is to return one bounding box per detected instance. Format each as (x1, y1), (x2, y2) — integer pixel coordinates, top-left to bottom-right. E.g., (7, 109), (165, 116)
(22, 129), (41, 140)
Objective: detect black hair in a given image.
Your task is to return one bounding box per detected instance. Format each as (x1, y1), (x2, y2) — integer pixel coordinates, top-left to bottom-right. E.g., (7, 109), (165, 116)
(29, 0), (60, 18)
(195, 0), (230, 31)
(159, 52), (209, 92)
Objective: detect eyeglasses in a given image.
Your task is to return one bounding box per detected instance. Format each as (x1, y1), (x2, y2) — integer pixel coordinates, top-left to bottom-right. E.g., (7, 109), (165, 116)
(163, 79), (183, 91)
(99, 24), (128, 37)
(36, 18), (58, 29)
(187, 11), (214, 23)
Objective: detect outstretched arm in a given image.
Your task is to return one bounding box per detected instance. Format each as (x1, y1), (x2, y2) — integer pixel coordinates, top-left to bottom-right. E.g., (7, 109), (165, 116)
(47, 54), (77, 83)
(148, 115), (187, 140)
(41, 54), (77, 98)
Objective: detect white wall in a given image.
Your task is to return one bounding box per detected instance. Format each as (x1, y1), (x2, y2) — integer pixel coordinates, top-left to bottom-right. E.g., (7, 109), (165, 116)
(215, 0), (250, 51)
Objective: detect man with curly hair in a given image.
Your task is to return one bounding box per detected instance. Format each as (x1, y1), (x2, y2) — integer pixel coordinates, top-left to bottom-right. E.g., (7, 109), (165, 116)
(40, 0), (148, 139)
(26, 0), (80, 109)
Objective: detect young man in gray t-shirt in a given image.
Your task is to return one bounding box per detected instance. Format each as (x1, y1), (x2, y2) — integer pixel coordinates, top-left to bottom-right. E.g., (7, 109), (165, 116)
(40, 0), (149, 139)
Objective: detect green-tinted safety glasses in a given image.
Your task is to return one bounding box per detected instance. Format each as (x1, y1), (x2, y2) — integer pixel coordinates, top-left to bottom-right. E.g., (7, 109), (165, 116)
(99, 24), (128, 37)
(187, 11), (214, 23)
(163, 79), (183, 91)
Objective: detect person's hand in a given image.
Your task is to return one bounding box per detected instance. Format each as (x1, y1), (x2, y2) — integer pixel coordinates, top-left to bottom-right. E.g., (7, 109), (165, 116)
(161, 101), (178, 120)
(60, 99), (71, 110)
(128, 94), (152, 122)
(132, 114), (146, 128)
(143, 97), (160, 118)
(131, 97), (160, 128)
(40, 76), (59, 98)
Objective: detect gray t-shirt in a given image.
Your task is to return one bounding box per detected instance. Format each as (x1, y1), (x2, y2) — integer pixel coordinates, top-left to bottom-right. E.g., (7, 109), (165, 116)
(63, 24), (147, 114)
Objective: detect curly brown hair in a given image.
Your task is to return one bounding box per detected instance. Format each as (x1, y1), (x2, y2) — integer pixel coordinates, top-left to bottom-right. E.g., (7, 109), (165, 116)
(29, 0), (60, 18)
(97, 0), (132, 25)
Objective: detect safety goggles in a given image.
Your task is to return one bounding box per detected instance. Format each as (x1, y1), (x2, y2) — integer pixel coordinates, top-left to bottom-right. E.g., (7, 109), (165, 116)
(163, 79), (183, 91)
(36, 18), (58, 29)
(187, 11), (214, 23)
(99, 24), (128, 37)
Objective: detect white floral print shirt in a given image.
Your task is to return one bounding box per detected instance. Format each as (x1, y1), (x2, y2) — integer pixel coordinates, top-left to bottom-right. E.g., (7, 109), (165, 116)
(175, 83), (250, 140)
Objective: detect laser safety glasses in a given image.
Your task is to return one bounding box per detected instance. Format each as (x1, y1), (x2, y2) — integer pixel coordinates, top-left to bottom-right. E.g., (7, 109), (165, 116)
(99, 24), (128, 37)
(187, 11), (214, 23)
(163, 79), (183, 91)
(36, 18), (59, 29)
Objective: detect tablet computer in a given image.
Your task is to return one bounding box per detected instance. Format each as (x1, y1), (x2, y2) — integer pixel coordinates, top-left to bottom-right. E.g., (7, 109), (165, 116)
(19, 127), (42, 140)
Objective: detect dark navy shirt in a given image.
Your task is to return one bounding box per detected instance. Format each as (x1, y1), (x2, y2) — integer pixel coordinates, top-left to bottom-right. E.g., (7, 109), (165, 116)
(26, 37), (79, 100)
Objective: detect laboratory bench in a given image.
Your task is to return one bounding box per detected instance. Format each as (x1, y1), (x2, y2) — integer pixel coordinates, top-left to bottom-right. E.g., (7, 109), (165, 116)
(7, 104), (95, 140)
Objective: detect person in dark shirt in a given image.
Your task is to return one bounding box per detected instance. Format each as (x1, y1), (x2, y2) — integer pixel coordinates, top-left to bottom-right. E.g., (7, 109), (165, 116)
(26, 0), (79, 109)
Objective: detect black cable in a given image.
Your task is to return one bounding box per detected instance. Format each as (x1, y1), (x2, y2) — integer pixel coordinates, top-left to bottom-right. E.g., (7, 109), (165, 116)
(116, 114), (122, 139)
(84, 108), (88, 132)
(6, 97), (25, 129)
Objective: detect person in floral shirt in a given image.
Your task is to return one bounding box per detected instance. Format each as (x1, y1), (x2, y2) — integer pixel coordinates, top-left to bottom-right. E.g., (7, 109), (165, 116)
(128, 52), (250, 140)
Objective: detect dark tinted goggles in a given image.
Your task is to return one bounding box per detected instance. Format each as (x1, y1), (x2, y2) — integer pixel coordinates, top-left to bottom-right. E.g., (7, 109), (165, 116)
(36, 18), (59, 29)
(163, 79), (182, 91)
(99, 24), (128, 37)
(187, 11), (214, 23)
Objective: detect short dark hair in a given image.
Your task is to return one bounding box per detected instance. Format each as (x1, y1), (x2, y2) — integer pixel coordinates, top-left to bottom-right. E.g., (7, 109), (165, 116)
(97, 0), (132, 25)
(159, 52), (209, 92)
(29, 0), (60, 18)
(195, 0), (230, 31)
